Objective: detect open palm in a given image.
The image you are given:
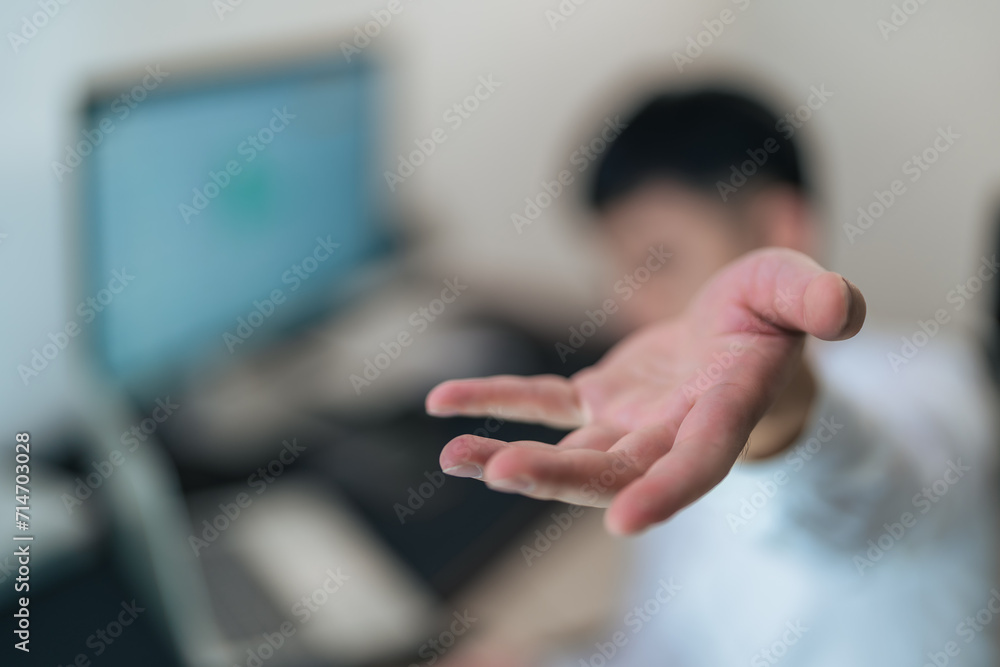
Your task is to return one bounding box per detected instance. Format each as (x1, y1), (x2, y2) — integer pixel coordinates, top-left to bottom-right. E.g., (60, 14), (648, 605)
(426, 248), (865, 535)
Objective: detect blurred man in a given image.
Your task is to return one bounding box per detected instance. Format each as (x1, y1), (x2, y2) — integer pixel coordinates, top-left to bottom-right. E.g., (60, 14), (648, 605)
(427, 89), (999, 665)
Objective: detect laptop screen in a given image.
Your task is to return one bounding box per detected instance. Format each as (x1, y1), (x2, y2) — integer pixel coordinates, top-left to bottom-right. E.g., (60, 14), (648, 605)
(80, 57), (386, 390)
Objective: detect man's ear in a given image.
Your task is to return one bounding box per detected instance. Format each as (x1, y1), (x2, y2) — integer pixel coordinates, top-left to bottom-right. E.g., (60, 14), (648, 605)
(744, 186), (818, 255)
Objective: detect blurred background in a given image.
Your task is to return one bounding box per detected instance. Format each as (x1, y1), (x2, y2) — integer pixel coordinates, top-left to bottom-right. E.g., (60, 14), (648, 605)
(2, 0), (1000, 665)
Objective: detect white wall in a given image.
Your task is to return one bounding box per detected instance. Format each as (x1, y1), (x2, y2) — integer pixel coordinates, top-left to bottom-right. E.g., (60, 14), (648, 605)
(3, 0), (999, 433)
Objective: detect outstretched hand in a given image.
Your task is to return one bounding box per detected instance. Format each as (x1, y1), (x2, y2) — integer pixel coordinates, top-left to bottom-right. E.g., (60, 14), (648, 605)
(426, 248), (865, 535)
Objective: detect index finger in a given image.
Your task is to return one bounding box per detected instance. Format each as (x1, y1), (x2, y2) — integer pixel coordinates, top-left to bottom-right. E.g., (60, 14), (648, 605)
(426, 374), (586, 430)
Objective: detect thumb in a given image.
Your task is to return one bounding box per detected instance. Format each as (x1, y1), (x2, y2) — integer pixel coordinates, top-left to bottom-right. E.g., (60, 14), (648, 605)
(693, 247), (866, 341)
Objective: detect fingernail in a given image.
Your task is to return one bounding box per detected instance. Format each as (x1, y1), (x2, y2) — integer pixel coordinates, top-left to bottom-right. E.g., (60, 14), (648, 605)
(489, 477), (536, 494)
(840, 276), (865, 336)
(427, 407), (458, 417)
(443, 464), (483, 479)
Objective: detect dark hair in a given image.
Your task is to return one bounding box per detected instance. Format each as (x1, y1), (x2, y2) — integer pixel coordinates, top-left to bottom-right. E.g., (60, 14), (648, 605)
(588, 88), (811, 210)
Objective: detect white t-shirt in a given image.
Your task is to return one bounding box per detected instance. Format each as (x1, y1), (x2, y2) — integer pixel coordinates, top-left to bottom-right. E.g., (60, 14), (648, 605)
(552, 333), (999, 666)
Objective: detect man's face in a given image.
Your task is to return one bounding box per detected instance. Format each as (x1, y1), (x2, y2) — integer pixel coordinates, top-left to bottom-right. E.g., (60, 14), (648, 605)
(600, 181), (763, 330)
